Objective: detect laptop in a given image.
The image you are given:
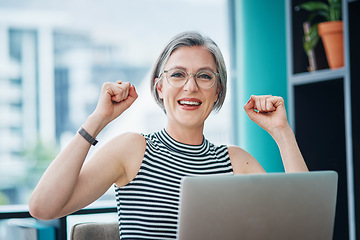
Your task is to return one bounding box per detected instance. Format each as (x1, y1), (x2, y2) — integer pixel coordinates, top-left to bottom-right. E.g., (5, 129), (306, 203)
(176, 171), (338, 240)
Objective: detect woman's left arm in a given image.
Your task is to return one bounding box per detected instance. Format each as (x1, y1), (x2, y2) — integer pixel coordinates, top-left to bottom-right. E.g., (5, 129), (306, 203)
(243, 95), (308, 173)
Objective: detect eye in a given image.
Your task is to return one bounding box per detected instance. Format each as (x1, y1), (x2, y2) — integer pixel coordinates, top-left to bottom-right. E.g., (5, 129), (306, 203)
(170, 70), (186, 79)
(197, 71), (213, 80)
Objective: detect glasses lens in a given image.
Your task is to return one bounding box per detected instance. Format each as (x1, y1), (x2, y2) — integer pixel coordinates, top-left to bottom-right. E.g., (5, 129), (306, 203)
(166, 69), (187, 87)
(196, 70), (216, 89)
(165, 69), (217, 89)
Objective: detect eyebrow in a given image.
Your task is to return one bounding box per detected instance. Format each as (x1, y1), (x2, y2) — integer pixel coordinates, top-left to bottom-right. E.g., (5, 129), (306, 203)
(168, 66), (217, 73)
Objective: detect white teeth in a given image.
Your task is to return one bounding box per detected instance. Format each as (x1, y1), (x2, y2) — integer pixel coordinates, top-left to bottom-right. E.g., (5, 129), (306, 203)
(179, 100), (201, 106)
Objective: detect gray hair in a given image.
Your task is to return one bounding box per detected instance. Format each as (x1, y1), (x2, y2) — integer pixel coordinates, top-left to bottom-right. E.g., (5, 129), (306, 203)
(150, 31), (227, 112)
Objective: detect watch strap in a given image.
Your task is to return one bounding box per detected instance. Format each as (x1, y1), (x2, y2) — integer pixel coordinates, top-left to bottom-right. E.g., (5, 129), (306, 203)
(78, 127), (98, 146)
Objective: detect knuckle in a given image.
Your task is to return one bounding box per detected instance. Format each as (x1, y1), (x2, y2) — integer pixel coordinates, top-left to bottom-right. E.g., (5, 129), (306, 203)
(118, 88), (125, 94)
(102, 82), (113, 89)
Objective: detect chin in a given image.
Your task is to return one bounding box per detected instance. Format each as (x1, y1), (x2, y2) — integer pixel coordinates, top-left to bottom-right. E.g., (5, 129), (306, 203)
(177, 114), (207, 127)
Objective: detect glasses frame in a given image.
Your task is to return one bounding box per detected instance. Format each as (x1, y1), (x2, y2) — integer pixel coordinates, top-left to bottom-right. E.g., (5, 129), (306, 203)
(160, 68), (219, 89)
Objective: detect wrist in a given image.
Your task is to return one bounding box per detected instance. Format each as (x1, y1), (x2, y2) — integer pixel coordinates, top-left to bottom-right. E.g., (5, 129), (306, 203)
(269, 124), (294, 144)
(82, 113), (109, 138)
(78, 126), (98, 146)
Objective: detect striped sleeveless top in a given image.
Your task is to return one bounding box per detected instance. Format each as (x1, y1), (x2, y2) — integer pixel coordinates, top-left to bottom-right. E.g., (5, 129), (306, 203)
(115, 129), (233, 239)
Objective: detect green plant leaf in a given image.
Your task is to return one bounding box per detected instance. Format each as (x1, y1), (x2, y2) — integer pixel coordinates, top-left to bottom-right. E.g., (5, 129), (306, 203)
(307, 11), (330, 23)
(303, 24), (319, 53)
(308, 24), (319, 38)
(298, 2), (330, 12)
(304, 35), (319, 53)
(296, 0), (342, 54)
(328, 1), (342, 20)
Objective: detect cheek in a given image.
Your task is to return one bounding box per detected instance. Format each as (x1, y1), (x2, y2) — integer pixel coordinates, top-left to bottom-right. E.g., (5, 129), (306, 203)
(160, 86), (178, 104)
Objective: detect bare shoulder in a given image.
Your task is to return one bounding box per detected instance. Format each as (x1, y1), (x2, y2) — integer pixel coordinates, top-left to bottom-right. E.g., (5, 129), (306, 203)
(107, 131), (146, 171)
(96, 132), (145, 159)
(227, 145), (266, 174)
(108, 132), (146, 149)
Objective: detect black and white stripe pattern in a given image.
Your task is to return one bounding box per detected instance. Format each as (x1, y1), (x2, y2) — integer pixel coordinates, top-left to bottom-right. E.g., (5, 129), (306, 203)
(115, 129), (233, 239)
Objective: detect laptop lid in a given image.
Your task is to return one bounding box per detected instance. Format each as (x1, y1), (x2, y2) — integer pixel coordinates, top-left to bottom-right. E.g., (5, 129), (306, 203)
(176, 171), (338, 240)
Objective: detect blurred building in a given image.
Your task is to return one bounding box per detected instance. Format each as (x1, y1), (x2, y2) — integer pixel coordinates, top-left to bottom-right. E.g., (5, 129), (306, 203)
(0, 4), (231, 204)
(0, 9), (149, 203)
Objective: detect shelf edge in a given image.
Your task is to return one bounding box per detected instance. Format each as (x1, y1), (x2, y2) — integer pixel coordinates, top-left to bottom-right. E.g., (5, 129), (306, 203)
(290, 68), (346, 85)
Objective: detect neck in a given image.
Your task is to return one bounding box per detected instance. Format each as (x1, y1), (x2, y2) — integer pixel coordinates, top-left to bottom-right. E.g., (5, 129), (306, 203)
(165, 123), (204, 145)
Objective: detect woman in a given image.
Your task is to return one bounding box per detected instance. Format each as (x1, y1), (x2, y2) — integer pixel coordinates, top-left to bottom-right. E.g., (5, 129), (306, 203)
(29, 31), (308, 239)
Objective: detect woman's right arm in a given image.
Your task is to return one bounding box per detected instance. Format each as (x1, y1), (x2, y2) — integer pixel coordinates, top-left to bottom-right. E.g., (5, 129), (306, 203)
(29, 81), (139, 220)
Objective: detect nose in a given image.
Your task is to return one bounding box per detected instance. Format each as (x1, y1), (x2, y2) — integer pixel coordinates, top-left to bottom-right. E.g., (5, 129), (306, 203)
(183, 74), (199, 92)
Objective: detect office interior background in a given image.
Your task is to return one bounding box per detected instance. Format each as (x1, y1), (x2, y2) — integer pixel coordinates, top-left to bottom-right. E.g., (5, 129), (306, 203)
(0, 0), (359, 239)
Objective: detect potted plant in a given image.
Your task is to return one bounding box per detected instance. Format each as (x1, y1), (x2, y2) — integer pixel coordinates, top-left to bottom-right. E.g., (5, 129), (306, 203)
(296, 0), (343, 69)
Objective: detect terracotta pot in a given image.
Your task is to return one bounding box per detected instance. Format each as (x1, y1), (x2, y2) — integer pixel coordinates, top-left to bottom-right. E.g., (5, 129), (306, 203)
(318, 21), (344, 69)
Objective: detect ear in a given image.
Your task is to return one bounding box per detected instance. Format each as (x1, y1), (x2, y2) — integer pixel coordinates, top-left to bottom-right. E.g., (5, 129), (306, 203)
(214, 85), (222, 103)
(155, 78), (164, 99)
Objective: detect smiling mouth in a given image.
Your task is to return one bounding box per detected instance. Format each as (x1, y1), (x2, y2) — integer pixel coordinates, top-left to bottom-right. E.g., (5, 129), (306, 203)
(178, 100), (202, 106)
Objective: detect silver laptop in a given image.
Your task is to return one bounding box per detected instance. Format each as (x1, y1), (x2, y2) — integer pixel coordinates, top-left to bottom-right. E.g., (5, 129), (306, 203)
(176, 171), (338, 240)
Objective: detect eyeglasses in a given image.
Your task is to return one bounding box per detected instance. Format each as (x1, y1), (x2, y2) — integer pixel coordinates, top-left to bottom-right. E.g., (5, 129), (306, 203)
(160, 68), (219, 89)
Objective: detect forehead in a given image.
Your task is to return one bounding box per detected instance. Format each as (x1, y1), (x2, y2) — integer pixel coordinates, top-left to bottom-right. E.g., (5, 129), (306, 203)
(165, 46), (216, 70)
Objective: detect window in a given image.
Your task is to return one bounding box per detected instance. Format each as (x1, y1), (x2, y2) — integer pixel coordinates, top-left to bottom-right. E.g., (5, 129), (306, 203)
(0, 0), (231, 207)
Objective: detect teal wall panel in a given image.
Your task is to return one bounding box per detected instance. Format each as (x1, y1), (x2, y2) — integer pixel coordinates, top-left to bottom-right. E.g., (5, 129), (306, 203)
(232, 0), (287, 172)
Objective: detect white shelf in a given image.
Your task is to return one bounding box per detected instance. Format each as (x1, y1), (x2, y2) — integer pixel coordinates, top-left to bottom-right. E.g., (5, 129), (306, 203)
(290, 67), (346, 85)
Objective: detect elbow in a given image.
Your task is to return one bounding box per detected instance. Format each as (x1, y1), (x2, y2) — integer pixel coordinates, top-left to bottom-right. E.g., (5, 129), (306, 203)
(29, 196), (58, 220)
